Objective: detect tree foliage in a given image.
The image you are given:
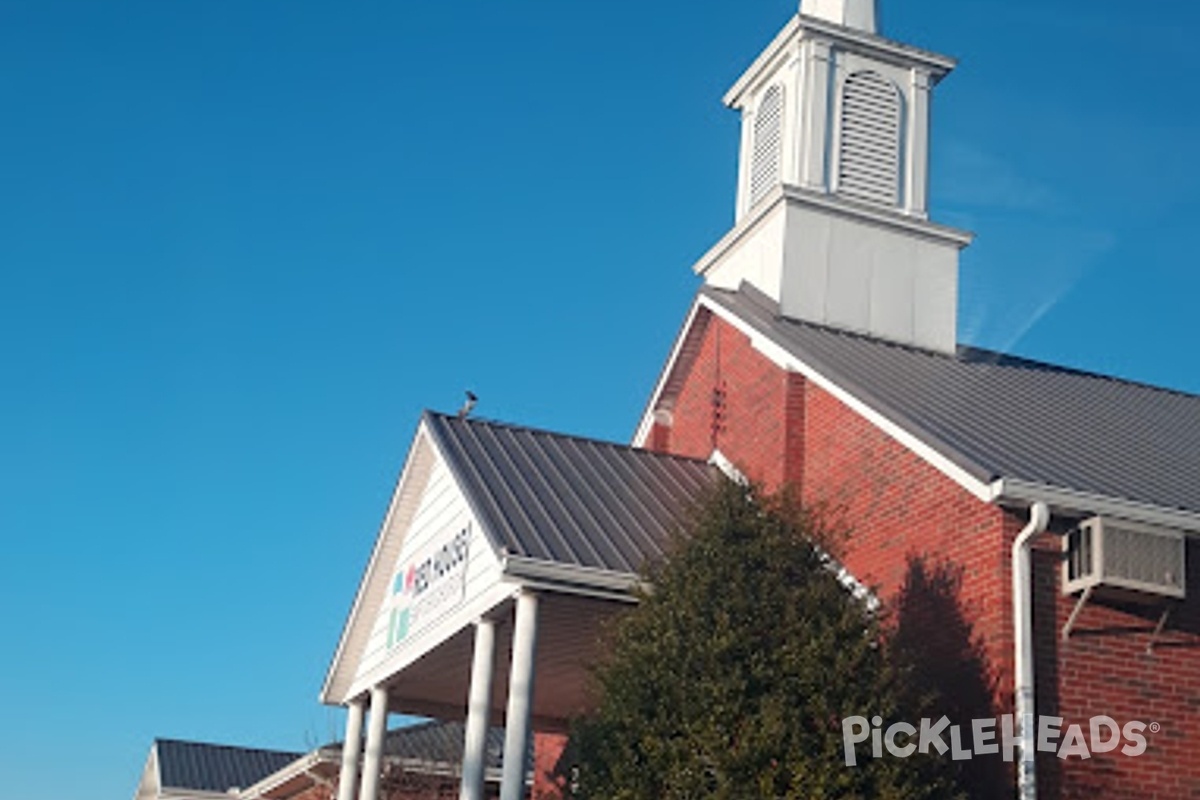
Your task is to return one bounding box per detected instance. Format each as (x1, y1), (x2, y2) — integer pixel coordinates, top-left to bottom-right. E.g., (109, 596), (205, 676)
(565, 480), (962, 800)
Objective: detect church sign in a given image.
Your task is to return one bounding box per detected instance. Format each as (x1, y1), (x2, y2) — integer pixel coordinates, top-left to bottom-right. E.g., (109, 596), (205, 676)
(387, 523), (471, 648)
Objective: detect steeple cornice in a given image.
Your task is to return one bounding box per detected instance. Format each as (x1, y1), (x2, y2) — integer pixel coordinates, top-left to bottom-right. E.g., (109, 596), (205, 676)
(723, 14), (956, 111)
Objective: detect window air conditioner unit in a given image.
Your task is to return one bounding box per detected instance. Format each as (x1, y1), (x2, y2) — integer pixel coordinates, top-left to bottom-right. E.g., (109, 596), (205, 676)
(1063, 516), (1186, 600)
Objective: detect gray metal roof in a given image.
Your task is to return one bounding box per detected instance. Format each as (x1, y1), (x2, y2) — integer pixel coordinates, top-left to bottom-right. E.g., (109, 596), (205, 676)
(155, 739), (301, 793)
(319, 720), (508, 772)
(702, 284), (1200, 515)
(424, 411), (720, 573)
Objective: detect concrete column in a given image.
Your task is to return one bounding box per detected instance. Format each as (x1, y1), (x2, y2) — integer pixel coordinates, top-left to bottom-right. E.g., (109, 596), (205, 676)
(335, 699), (365, 800)
(460, 618), (497, 800)
(500, 592), (540, 800)
(358, 685), (389, 800)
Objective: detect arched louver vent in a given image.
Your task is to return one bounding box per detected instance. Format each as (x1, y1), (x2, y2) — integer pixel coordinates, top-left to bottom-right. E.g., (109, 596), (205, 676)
(749, 85), (784, 207)
(837, 72), (901, 207)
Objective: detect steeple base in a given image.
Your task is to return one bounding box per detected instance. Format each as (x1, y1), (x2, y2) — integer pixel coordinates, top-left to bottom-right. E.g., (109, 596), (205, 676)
(694, 185), (972, 354)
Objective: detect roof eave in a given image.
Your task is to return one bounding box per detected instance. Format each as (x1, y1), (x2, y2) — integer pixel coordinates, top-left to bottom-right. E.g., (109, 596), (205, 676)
(502, 554), (646, 602)
(990, 478), (1200, 535)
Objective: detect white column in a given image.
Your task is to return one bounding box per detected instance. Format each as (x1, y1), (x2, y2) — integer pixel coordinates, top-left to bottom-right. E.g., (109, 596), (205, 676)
(782, 50), (805, 189)
(734, 107), (755, 221)
(905, 68), (931, 218)
(800, 38), (833, 193)
(335, 699), (365, 800)
(499, 592), (540, 800)
(358, 685), (390, 800)
(460, 619), (497, 800)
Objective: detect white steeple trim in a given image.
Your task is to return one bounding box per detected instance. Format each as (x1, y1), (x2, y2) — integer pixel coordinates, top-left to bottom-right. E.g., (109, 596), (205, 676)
(801, 0), (878, 33)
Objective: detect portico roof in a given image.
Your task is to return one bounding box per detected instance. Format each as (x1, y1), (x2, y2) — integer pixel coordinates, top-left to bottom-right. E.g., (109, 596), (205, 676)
(321, 412), (719, 712)
(425, 412), (717, 573)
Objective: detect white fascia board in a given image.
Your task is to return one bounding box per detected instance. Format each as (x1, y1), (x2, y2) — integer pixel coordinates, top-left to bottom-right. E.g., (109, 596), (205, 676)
(698, 296), (997, 503)
(502, 555), (645, 602)
(238, 753), (324, 799)
(632, 298), (707, 447)
(990, 478), (1200, 535)
(724, 16), (803, 108)
(319, 421), (434, 705)
(162, 790), (244, 800)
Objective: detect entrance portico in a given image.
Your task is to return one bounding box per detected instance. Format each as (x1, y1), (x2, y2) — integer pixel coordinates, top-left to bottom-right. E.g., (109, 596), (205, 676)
(321, 411), (717, 800)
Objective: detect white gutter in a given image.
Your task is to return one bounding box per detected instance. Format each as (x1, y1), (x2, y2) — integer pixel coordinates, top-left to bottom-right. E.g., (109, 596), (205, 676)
(992, 477), (1200, 535)
(501, 554), (646, 602)
(1012, 501), (1050, 800)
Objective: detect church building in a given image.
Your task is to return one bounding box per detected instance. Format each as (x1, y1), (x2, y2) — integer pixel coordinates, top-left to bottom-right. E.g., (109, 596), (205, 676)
(143, 2), (1200, 799)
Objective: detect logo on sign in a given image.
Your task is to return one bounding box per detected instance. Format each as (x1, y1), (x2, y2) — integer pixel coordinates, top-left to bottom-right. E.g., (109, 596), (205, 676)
(387, 523), (471, 648)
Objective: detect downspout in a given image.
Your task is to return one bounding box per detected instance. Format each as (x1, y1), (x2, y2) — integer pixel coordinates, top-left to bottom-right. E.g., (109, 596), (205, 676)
(1012, 501), (1050, 800)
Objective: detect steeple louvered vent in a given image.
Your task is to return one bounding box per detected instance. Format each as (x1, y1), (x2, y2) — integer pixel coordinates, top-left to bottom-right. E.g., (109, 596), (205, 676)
(837, 72), (901, 207)
(749, 85), (784, 207)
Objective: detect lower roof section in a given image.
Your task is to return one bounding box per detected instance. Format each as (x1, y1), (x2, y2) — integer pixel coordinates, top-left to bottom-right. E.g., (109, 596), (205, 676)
(151, 739), (302, 796)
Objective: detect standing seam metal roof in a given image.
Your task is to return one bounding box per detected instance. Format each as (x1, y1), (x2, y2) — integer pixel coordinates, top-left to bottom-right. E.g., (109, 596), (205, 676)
(154, 739), (302, 793)
(423, 411), (720, 572)
(701, 284), (1200, 516)
(321, 720), (509, 772)
(154, 723), (511, 795)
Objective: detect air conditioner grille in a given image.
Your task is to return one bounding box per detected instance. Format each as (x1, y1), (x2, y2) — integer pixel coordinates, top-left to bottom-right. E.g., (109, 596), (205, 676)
(1062, 516), (1186, 600)
(1103, 523), (1185, 591)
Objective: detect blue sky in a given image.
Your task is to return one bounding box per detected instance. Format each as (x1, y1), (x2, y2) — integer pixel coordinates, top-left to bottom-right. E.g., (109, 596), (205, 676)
(0, 1), (1197, 797)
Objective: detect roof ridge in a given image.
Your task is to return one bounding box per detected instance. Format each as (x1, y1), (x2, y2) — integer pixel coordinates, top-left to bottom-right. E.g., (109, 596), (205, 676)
(424, 410), (714, 466)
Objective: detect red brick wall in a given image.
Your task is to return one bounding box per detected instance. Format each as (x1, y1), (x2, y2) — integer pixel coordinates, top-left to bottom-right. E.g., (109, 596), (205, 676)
(648, 311), (1200, 798)
(656, 315), (797, 492)
(801, 374), (1016, 689)
(1043, 540), (1200, 799)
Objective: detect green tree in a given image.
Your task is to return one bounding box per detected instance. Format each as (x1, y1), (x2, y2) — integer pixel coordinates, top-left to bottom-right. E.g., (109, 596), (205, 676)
(565, 480), (962, 800)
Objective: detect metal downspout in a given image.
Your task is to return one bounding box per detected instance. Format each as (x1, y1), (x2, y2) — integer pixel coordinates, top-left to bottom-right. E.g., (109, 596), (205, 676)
(1012, 501), (1050, 800)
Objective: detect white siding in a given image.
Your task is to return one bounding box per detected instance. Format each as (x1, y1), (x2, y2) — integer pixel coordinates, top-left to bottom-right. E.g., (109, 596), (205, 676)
(353, 456), (502, 684)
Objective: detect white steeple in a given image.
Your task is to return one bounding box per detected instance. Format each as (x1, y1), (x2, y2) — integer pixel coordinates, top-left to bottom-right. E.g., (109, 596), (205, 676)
(800, 0), (877, 34)
(693, 3), (973, 354)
